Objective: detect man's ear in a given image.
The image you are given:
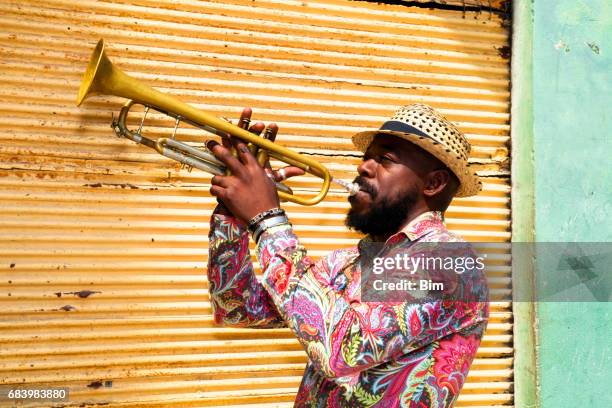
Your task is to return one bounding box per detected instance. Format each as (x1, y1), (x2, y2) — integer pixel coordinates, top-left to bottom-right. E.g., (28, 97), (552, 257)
(423, 169), (451, 198)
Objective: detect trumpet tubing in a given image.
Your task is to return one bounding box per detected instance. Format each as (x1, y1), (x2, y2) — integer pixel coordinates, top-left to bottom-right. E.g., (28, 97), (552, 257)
(77, 39), (357, 205)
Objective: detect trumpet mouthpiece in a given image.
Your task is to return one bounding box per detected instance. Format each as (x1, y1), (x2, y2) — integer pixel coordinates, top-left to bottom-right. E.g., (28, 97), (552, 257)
(332, 178), (359, 196)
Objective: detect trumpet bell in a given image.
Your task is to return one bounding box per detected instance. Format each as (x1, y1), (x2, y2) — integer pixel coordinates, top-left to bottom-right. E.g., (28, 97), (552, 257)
(77, 39), (108, 106)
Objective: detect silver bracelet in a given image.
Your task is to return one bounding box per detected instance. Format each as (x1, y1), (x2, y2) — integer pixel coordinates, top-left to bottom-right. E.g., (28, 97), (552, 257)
(252, 215), (290, 244)
(247, 208), (285, 231)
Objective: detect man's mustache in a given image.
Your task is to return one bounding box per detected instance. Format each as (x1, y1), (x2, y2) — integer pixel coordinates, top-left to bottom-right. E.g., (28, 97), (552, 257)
(353, 176), (377, 198)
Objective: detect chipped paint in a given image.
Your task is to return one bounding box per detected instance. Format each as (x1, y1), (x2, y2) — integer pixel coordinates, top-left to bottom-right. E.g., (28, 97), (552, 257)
(87, 380), (104, 389)
(61, 290), (102, 298)
(554, 39), (571, 52)
(586, 41), (600, 54)
(496, 44), (511, 59)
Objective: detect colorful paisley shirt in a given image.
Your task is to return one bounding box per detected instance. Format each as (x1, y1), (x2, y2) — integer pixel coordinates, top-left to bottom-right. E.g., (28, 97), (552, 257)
(207, 209), (489, 407)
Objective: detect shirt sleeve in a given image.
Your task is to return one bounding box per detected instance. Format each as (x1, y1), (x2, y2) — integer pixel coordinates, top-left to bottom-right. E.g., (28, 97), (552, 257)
(256, 227), (489, 380)
(207, 209), (286, 328)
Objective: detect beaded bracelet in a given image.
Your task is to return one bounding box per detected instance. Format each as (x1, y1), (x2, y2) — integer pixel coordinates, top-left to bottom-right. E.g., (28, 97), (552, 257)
(251, 215), (290, 244)
(247, 208), (285, 231)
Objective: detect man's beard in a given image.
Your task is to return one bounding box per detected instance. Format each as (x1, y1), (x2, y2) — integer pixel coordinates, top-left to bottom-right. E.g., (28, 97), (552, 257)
(345, 177), (418, 237)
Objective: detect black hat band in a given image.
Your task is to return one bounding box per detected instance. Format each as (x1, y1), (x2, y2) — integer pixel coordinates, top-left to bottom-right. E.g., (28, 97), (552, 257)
(379, 120), (432, 140)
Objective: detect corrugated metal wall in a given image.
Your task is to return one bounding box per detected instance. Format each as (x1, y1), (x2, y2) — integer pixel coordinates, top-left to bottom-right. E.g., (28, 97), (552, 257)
(0, 0), (512, 406)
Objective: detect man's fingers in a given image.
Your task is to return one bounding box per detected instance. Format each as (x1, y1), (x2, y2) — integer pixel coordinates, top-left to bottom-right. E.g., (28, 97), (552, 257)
(273, 166), (306, 181)
(265, 123), (279, 141)
(234, 139), (258, 167)
(247, 121), (265, 136)
(228, 120), (263, 166)
(206, 140), (244, 176)
(209, 185), (227, 201)
(238, 108), (252, 130)
(220, 135), (231, 148)
(211, 175), (231, 188)
(261, 124), (279, 169)
(216, 108), (252, 149)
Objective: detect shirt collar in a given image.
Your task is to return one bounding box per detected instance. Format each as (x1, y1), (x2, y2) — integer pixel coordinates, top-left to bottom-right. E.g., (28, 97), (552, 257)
(388, 210), (446, 243)
(356, 210), (446, 254)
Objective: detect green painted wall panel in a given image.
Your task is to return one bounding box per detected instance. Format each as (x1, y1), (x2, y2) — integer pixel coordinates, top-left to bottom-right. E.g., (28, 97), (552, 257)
(534, 0), (611, 241)
(532, 0), (611, 407)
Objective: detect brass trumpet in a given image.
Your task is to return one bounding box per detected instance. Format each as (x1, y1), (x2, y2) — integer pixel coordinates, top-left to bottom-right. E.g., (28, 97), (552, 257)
(76, 39), (358, 205)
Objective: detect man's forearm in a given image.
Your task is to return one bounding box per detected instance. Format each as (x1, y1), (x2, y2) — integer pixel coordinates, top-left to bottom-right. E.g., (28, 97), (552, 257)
(207, 210), (285, 328)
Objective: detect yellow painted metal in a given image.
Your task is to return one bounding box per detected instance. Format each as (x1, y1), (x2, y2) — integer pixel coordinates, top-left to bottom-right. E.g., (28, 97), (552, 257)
(0, 0), (512, 406)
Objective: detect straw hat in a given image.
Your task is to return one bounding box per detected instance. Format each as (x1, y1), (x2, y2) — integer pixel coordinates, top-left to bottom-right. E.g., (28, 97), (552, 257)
(352, 104), (481, 197)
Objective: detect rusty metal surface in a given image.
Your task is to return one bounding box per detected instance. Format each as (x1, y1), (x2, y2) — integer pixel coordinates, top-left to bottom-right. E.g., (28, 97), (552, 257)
(0, 0), (512, 406)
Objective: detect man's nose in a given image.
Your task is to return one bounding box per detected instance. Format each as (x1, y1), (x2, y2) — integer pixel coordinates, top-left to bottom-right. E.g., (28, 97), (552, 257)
(357, 158), (377, 178)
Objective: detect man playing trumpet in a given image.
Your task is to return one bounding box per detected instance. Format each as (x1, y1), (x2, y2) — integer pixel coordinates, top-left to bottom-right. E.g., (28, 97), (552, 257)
(206, 104), (489, 407)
